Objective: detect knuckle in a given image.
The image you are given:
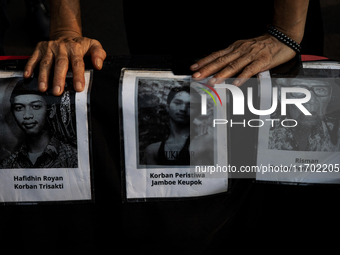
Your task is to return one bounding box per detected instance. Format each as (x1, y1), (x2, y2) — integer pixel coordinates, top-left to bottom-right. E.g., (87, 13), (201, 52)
(236, 40), (250, 47)
(56, 58), (69, 68)
(235, 39), (246, 44)
(210, 51), (223, 59)
(215, 56), (226, 64)
(226, 43), (236, 51)
(229, 40), (241, 49)
(72, 59), (85, 69)
(227, 61), (239, 71)
(47, 40), (56, 48)
(40, 59), (52, 68)
(243, 65), (257, 74)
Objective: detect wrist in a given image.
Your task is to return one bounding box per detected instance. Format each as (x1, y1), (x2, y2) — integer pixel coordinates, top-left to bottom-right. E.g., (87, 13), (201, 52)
(49, 0), (82, 40)
(267, 25), (301, 53)
(49, 30), (82, 41)
(271, 22), (305, 44)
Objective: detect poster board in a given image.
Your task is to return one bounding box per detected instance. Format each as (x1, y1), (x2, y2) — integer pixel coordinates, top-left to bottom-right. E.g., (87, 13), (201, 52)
(120, 69), (229, 201)
(0, 70), (93, 203)
(256, 61), (340, 184)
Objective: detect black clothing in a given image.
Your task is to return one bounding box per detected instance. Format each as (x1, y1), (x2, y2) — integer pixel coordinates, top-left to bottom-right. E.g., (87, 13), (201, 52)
(0, 0), (50, 55)
(0, 1), (332, 254)
(0, 136), (78, 169)
(123, 0), (324, 57)
(156, 135), (191, 165)
(1, 53), (340, 255)
(0, 0), (10, 55)
(124, 0), (272, 56)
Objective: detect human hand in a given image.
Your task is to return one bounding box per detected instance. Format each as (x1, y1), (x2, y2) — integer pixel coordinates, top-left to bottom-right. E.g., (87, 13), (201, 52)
(24, 35), (107, 96)
(190, 34), (296, 86)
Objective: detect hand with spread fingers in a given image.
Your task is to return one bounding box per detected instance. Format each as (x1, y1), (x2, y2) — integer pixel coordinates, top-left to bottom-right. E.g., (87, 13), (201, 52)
(24, 35), (106, 96)
(190, 34), (296, 86)
(190, 0), (309, 86)
(23, 0), (106, 96)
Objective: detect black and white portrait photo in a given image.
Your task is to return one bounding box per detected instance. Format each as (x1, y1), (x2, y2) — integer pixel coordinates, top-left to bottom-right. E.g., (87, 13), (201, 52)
(121, 70), (228, 200)
(268, 69), (340, 152)
(136, 78), (215, 166)
(0, 76), (78, 169)
(0, 70), (92, 203)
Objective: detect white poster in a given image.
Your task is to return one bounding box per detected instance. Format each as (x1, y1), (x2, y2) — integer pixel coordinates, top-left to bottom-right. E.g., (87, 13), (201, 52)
(256, 62), (340, 184)
(0, 71), (93, 203)
(120, 69), (228, 200)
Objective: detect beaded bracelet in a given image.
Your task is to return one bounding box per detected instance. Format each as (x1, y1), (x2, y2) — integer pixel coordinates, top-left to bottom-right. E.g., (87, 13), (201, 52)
(267, 25), (301, 53)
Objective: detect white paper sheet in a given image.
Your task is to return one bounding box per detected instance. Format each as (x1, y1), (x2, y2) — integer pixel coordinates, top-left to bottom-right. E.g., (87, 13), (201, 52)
(0, 71), (93, 203)
(256, 63), (340, 184)
(120, 69), (228, 200)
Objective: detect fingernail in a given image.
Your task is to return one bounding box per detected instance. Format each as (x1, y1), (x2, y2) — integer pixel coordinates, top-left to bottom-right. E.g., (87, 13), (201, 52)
(233, 79), (240, 86)
(53, 86), (61, 95)
(95, 58), (103, 69)
(24, 71), (29, 77)
(190, 63), (198, 70)
(208, 78), (217, 85)
(76, 81), (83, 91)
(192, 72), (201, 78)
(39, 82), (46, 91)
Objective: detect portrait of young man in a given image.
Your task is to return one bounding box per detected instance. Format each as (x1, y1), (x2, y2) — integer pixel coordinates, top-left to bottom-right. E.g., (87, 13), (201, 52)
(0, 77), (78, 169)
(268, 72), (340, 152)
(137, 79), (214, 166)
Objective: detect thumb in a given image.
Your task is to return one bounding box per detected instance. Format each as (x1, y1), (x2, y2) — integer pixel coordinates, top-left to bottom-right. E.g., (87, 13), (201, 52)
(86, 39), (107, 70)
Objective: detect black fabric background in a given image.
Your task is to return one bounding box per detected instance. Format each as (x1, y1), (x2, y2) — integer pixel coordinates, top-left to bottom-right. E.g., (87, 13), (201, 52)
(0, 56), (340, 255)
(124, 0), (324, 57)
(0, 1), (336, 252)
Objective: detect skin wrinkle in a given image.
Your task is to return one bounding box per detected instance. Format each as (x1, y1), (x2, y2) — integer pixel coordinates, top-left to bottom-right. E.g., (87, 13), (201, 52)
(214, 37), (274, 79)
(40, 57), (52, 68)
(23, 1), (106, 96)
(50, 31), (83, 41)
(227, 61), (239, 72)
(26, 0), (308, 96)
(50, 1), (82, 40)
(72, 57), (85, 69)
